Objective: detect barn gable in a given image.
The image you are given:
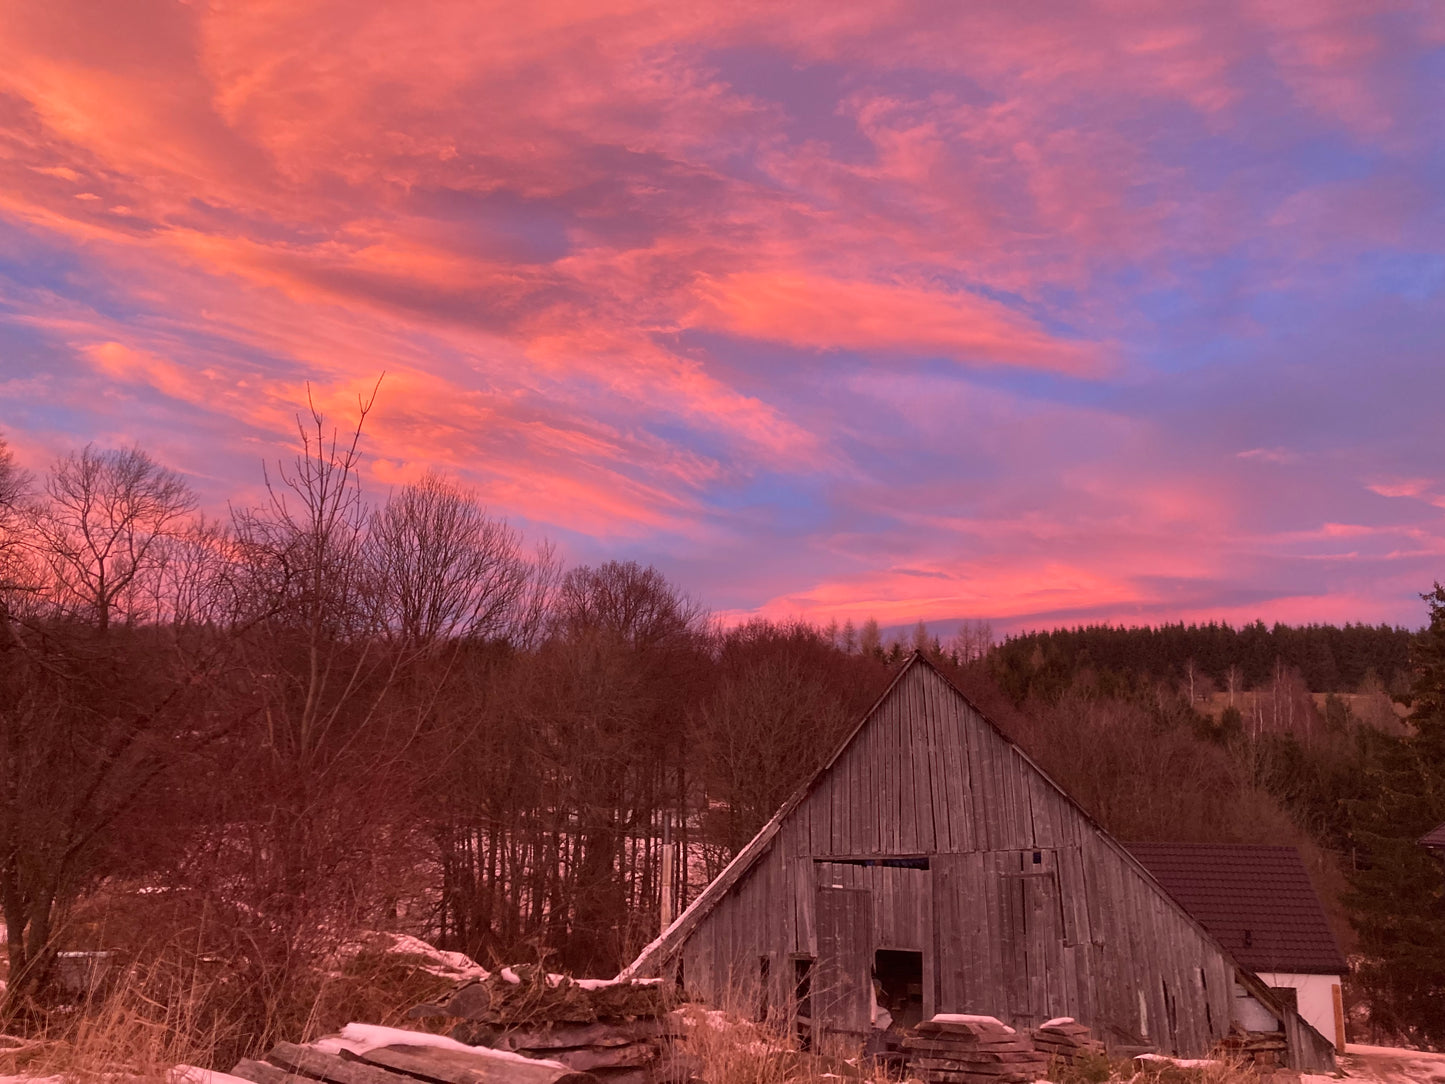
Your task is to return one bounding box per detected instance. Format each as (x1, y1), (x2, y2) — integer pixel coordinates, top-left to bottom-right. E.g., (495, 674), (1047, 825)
(622, 654), (1335, 1068)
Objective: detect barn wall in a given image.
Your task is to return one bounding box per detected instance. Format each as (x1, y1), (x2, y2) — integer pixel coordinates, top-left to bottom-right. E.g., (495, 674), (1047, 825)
(670, 664), (1241, 1054)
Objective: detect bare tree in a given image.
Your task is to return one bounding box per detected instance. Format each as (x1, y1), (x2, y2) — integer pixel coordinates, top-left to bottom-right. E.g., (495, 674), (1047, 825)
(859, 616), (882, 658)
(0, 443), (229, 1015)
(34, 445), (197, 632)
(0, 433), (28, 535)
(1225, 664), (1244, 708)
(368, 472), (532, 648)
(0, 434), (35, 622)
(697, 655), (853, 859)
(212, 381), (434, 1014)
(950, 619), (994, 663)
(912, 619), (930, 654)
(554, 561), (706, 650)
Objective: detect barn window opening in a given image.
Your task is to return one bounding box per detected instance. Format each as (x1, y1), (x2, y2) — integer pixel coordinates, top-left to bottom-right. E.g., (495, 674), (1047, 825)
(815, 856), (929, 870)
(1032, 851), (1042, 864)
(873, 949), (925, 1032)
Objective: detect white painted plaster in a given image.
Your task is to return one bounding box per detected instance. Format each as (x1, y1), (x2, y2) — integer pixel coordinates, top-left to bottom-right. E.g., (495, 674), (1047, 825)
(1257, 972), (1344, 1049)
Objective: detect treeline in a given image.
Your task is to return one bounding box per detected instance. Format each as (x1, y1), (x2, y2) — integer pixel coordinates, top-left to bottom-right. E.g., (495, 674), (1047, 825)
(0, 402), (892, 1061)
(1, 399), (1441, 1054)
(993, 620), (1414, 702)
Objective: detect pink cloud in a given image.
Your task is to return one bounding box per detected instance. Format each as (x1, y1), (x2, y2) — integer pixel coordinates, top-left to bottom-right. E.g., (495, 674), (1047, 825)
(690, 270), (1103, 372)
(1368, 478), (1436, 499)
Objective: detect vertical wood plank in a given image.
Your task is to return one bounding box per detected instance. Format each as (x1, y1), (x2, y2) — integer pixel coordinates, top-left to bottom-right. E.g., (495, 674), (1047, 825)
(933, 680), (964, 852)
(816, 886), (872, 1038)
(908, 674), (934, 853)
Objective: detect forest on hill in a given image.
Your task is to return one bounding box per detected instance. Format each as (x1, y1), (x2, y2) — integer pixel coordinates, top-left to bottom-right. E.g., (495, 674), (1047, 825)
(1, 402), (1443, 1058)
(992, 621), (1416, 703)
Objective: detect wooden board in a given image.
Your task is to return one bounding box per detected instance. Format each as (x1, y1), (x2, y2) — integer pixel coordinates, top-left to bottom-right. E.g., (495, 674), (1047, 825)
(356, 1044), (598, 1084)
(815, 885), (871, 1036)
(265, 1044), (421, 1084)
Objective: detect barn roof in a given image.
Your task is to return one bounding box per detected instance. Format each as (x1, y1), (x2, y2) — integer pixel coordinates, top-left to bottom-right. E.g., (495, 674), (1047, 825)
(1127, 843), (1347, 976)
(1421, 822), (1445, 851)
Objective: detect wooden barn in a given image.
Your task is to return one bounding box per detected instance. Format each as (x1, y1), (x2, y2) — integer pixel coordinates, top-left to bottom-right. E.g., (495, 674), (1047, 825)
(621, 654), (1334, 1070)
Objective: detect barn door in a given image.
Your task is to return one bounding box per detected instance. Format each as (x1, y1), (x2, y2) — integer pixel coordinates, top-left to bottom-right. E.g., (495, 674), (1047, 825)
(815, 885), (871, 1037)
(997, 849), (1067, 1023)
(932, 851), (989, 1013)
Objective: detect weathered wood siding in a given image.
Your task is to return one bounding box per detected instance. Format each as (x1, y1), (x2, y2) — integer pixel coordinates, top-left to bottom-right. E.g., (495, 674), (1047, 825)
(671, 663), (1239, 1054)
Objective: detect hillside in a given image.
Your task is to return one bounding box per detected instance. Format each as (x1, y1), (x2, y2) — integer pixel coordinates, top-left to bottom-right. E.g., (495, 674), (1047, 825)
(992, 621), (1414, 703)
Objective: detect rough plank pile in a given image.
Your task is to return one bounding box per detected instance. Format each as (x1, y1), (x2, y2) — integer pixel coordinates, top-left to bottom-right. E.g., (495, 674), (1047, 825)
(1029, 1017), (1104, 1067)
(902, 1015), (1050, 1084)
(232, 1030), (597, 1084)
(410, 967), (687, 1084)
(1216, 1029), (1289, 1069)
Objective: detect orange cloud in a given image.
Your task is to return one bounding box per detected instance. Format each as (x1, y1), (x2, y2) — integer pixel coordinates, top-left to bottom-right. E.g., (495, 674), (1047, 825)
(691, 271), (1103, 373)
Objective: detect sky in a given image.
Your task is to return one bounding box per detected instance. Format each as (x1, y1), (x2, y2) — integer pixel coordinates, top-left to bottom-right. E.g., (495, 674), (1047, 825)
(0, 1), (1443, 635)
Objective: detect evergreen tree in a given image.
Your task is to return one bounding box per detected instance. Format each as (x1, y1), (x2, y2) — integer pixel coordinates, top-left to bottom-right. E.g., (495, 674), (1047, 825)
(1347, 584), (1445, 1046)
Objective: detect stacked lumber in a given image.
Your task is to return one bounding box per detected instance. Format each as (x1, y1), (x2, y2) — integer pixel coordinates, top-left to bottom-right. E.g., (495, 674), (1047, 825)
(1029, 1017), (1104, 1066)
(410, 968), (688, 1084)
(1215, 1029), (1288, 1069)
(449, 1018), (684, 1082)
(231, 1025), (599, 1084)
(902, 1015), (1049, 1084)
(413, 967), (675, 1028)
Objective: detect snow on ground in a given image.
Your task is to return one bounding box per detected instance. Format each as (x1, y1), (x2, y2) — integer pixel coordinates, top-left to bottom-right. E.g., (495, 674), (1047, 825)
(1135, 1053), (1221, 1069)
(172, 1066), (260, 1084)
(373, 934), (487, 978)
(1335, 1043), (1445, 1084)
(314, 1022), (568, 1070)
(335, 932), (489, 980)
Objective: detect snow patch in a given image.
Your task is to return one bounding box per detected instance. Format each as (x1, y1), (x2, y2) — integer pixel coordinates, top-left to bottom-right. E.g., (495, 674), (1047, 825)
(173, 1066), (264, 1084)
(1135, 1053), (1221, 1069)
(334, 932), (488, 980)
(573, 976), (662, 990)
(928, 1013), (1015, 1033)
(381, 935), (484, 976)
(1041, 1017), (1075, 1029)
(314, 1023), (567, 1070)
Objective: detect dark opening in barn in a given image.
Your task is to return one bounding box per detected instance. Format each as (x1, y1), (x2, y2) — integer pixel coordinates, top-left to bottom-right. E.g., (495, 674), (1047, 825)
(874, 949), (924, 1031)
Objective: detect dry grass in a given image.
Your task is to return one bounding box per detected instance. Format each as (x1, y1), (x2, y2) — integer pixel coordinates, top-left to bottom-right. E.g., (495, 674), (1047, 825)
(675, 1003), (889, 1084)
(673, 999), (1275, 1084)
(0, 936), (459, 1084)
(2, 930), (1274, 1084)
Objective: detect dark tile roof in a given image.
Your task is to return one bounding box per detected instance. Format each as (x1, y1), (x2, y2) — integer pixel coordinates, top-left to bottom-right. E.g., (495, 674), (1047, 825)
(1127, 842), (1347, 975)
(1421, 822), (1445, 850)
